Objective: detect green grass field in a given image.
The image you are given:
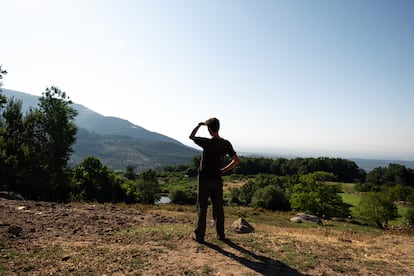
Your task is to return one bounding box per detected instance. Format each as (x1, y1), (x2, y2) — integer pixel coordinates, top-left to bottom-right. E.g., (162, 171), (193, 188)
(339, 187), (414, 226)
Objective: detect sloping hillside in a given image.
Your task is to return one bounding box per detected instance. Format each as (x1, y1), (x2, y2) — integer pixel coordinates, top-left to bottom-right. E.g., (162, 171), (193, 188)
(2, 89), (199, 170)
(73, 102), (180, 144)
(72, 128), (199, 170)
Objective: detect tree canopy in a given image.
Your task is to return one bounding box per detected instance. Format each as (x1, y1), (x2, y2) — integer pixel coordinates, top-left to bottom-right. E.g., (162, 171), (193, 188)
(1, 85), (78, 201)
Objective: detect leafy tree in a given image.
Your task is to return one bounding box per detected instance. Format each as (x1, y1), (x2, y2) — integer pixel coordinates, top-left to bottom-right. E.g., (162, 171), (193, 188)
(361, 164), (414, 193)
(300, 171), (337, 182)
(270, 158), (288, 175)
(27, 87), (78, 201)
(19, 108), (53, 198)
(354, 181), (381, 193)
(290, 173), (351, 218)
(386, 163), (413, 186)
(121, 180), (141, 204)
(192, 155), (201, 169)
(73, 156), (122, 202)
(251, 185), (290, 211)
(0, 65), (8, 188)
(368, 164), (414, 187)
(136, 169), (161, 204)
(185, 166), (198, 177)
(235, 157), (274, 175)
(366, 167), (388, 186)
(383, 184), (414, 203)
(124, 165), (136, 180)
(0, 98), (25, 192)
(330, 158), (366, 183)
(237, 179), (260, 205)
(236, 174), (293, 206)
(38, 87), (78, 168)
(354, 192), (398, 228)
(0, 65), (7, 103)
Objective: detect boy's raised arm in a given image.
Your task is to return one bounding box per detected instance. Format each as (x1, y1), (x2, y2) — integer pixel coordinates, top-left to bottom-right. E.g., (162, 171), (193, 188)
(189, 122), (205, 140)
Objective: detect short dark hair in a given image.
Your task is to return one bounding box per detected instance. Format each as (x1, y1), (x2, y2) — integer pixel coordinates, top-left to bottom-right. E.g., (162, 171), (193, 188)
(205, 117), (220, 133)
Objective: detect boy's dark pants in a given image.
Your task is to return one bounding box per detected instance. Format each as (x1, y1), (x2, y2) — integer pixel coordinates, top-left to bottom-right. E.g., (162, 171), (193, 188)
(194, 178), (225, 240)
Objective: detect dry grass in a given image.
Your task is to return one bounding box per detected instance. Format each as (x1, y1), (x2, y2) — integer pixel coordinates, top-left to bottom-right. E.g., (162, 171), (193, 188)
(1, 198), (414, 275)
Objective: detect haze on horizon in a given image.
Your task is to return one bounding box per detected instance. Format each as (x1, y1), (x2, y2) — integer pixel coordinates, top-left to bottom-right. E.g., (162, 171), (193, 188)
(2, 0), (414, 161)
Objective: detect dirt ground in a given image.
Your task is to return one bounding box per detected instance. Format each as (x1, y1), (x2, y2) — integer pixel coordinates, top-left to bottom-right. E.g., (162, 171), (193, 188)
(1, 197), (414, 275)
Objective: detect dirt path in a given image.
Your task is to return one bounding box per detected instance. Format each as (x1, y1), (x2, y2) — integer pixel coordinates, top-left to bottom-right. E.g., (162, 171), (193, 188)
(1, 198), (413, 275)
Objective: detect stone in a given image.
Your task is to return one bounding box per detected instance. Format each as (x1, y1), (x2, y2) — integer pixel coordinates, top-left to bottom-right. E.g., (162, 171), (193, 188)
(0, 191), (24, 200)
(290, 213), (322, 225)
(0, 191), (12, 199)
(289, 216), (303, 223)
(231, 218), (255, 233)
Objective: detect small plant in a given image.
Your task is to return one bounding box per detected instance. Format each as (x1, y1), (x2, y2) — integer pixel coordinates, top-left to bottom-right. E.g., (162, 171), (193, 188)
(404, 208), (414, 226)
(202, 265), (215, 275)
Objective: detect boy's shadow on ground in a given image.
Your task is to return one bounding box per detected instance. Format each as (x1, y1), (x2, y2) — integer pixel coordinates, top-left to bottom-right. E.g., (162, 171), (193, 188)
(203, 239), (305, 276)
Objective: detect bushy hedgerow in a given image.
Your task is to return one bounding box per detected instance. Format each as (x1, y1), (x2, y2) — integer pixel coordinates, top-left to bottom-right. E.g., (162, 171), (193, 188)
(251, 185), (290, 211)
(169, 189), (196, 205)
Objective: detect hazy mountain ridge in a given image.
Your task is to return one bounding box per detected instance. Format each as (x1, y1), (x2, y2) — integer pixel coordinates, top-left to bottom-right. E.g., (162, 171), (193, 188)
(2, 89), (199, 170)
(74, 103), (180, 144)
(72, 128), (199, 170)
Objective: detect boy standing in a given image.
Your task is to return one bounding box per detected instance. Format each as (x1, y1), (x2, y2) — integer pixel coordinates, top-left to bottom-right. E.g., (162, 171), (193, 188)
(189, 118), (240, 243)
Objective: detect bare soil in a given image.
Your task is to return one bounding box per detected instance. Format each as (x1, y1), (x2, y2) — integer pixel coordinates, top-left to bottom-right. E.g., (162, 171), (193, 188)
(1, 197), (413, 275)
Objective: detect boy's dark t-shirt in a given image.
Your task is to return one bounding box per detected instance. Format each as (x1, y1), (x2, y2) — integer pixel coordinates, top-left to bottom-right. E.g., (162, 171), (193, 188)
(193, 137), (236, 180)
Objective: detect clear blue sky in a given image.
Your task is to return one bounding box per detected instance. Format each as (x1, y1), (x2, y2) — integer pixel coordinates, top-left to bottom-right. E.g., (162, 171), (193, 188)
(2, 0), (414, 160)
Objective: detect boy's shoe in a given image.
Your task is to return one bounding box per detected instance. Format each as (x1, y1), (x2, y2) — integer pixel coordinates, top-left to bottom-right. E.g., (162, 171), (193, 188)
(218, 236), (229, 242)
(190, 232), (204, 244)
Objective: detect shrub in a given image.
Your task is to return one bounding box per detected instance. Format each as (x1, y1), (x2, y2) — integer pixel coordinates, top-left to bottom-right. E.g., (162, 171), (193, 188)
(238, 180), (257, 205)
(121, 180), (140, 204)
(354, 192), (398, 228)
(405, 208), (414, 226)
(251, 185), (290, 211)
(185, 167), (198, 177)
(169, 189), (196, 205)
(136, 169), (161, 204)
(229, 188), (240, 205)
(383, 184), (414, 202)
(72, 156), (122, 203)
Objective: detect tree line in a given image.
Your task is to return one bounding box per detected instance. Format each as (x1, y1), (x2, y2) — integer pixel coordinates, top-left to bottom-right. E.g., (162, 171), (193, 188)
(164, 159), (414, 228)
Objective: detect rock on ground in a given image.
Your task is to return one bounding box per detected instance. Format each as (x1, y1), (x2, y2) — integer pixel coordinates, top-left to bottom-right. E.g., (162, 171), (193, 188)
(231, 218), (255, 233)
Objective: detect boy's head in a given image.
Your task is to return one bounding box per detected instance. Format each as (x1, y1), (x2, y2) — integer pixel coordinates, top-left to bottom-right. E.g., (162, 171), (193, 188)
(205, 117), (220, 133)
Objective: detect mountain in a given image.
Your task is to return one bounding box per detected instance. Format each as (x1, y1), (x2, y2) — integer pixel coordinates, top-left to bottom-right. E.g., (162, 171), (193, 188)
(2, 89), (199, 170)
(2, 89), (179, 144)
(74, 103), (183, 144)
